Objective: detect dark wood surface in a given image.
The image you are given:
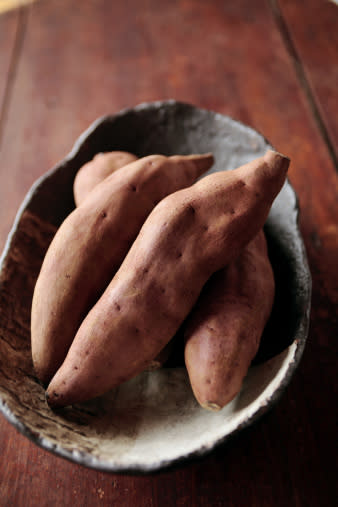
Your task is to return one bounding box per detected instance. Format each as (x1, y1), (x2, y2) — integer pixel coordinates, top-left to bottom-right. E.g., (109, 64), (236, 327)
(279, 0), (338, 160)
(0, 1), (337, 505)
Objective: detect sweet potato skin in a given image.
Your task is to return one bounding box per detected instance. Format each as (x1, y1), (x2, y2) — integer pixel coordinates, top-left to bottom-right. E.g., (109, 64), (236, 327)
(73, 151), (138, 205)
(46, 150), (289, 407)
(74, 147), (195, 371)
(184, 230), (275, 411)
(32, 153), (213, 384)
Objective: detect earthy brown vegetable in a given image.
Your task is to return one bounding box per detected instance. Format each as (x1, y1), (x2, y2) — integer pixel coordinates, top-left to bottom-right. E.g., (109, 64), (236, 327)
(73, 151), (138, 205)
(46, 150), (289, 408)
(32, 153), (213, 384)
(184, 230), (275, 411)
(75, 151), (173, 371)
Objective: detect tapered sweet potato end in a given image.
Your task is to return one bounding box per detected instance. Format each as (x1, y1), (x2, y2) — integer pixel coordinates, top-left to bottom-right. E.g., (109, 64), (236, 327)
(185, 152), (214, 172)
(74, 151), (138, 205)
(238, 149), (290, 204)
(170, 152), (214, 178)
(264, 149), (290, 176)
(201, 401), (223, 412)
(192, 383), (240, 412)
(45, 389), (76, 410)
(45, 385), (72, 409)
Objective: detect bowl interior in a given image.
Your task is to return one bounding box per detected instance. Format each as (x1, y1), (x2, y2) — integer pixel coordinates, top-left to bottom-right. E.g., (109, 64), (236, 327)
(0, 101), (311, 473)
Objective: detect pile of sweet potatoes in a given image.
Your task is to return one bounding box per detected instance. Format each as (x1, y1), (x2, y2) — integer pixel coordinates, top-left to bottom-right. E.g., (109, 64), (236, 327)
(31, 148), (289, 410)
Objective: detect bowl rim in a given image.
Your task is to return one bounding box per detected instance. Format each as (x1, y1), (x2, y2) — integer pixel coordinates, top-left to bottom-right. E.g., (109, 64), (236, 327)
(0, 100), (312, 474)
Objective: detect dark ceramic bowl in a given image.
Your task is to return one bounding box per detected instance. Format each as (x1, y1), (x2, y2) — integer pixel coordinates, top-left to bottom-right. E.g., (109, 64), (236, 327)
(0, 101), (311, 473)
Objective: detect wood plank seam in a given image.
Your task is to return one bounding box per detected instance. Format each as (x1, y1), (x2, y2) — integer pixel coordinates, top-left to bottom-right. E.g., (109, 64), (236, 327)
(0, 7), (28, 149)
(269, 0), (338, 171)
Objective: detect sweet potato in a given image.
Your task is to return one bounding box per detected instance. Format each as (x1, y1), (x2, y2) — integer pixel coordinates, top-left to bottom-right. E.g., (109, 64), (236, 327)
(74, 150), (170, 371)
(32, 153), (213, 384)
(73, 151), (138, 205)
(46, 150), (289, 408)
(184, 230), (275, 411)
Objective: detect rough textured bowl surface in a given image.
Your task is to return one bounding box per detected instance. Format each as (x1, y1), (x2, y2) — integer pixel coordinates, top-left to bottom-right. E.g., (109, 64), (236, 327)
(0, 100), (311, 473)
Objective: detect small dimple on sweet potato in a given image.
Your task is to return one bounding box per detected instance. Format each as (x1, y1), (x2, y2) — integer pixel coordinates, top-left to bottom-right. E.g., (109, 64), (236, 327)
(183, 229), (275, 411)
(73, 151), (138, 205)
(32, 152), (213, 385)
(46, 150), (289, 408)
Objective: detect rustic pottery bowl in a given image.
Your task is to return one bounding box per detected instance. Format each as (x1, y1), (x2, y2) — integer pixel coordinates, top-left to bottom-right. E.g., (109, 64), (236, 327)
(0, 101), (311, 473)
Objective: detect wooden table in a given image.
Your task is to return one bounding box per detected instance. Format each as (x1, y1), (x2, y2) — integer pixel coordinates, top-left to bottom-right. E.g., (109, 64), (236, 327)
(0, 1), (337, 505)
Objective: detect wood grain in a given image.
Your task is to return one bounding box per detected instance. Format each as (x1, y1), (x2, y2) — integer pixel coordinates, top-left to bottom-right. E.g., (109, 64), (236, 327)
(278, 0), (338, 163)
(0, 0), (337, 506)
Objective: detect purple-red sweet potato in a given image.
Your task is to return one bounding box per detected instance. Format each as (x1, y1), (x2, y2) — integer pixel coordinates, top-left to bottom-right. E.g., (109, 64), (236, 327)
(32, 153), (213, 384)
(184, 230), (275, 411)
(46, 150), (289, 407)
(73, 151), (138, 205)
